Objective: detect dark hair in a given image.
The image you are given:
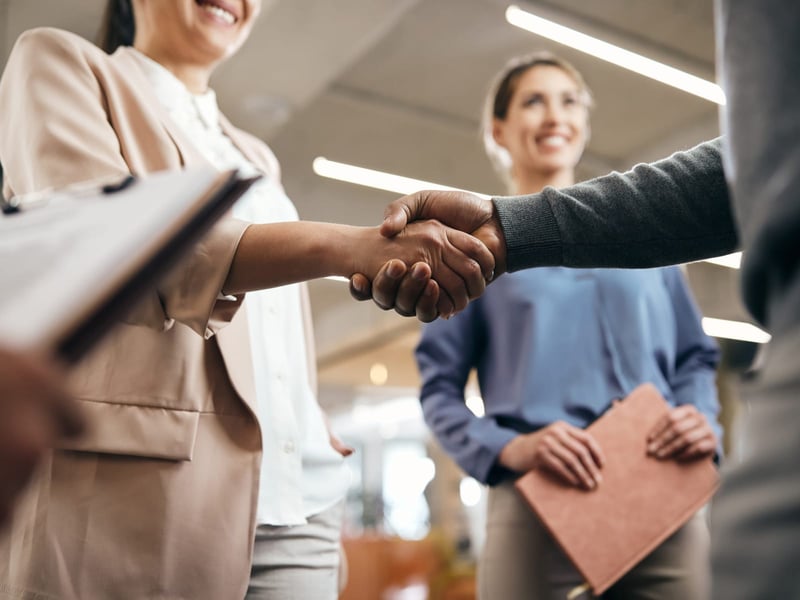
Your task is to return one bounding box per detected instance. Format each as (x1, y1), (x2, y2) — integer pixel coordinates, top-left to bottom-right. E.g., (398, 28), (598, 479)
(98, 0), (135, 54)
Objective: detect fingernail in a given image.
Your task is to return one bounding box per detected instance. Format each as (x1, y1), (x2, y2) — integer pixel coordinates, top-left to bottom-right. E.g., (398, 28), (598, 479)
(411, 264), (427, 281)
(595, 473), (602, 484)
(647, 443), (657, 454)
(387, 261), (404, 279)
(486, 269), (494, 282)
(352, 278), (366, 294)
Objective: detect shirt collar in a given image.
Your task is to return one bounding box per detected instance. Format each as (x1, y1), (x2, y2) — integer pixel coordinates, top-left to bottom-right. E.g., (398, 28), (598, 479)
(128, 48), (220, 130)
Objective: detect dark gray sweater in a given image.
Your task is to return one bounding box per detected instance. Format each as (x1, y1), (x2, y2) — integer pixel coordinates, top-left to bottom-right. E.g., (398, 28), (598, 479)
(494, 1), (800, 330)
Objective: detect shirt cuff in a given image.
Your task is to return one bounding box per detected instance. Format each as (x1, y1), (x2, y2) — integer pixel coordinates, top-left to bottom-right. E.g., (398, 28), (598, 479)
(493, 193), (562, 271)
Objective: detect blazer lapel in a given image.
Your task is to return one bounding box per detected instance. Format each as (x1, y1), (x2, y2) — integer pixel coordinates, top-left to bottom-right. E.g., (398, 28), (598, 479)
(110, 48), (208, 167)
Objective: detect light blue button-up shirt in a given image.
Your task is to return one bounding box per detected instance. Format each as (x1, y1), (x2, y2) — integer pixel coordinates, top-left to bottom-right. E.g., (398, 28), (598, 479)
(416, 266), (721, 485)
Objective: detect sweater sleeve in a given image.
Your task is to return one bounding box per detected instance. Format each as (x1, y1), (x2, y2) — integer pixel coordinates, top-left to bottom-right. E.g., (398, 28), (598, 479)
(493, 139), (738, 272)
(415, 304), (518, 485)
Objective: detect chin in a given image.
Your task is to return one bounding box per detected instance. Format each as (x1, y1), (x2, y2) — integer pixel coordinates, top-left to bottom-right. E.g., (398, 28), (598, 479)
(193, 29), (243, 62)
(539, 150), (581, 171)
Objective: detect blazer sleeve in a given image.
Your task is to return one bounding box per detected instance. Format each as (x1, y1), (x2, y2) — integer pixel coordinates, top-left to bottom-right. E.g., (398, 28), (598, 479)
(0, 28), (248, 338)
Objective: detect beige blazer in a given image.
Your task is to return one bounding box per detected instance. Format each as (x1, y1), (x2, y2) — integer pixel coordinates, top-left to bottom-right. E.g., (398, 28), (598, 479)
(0, 28), (316, 600)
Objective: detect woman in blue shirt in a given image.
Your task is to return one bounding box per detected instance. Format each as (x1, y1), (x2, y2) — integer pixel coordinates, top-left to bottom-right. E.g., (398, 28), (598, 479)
(415, 53), (721, 600)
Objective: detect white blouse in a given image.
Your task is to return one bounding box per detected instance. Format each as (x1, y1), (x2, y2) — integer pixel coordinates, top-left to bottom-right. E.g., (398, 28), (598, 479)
(130, 50), (348, 526)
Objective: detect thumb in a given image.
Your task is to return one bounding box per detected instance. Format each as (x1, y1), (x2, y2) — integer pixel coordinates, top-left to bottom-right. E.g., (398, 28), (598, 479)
(380, 192), (421, 238)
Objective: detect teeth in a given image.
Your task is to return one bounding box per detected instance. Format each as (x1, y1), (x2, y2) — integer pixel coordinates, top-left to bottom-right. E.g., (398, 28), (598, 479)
(201, 3), (236, 24)
(539, 135), (567, 147)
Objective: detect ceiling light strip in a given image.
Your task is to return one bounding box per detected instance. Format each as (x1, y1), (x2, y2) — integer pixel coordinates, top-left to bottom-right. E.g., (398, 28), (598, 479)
(312, 157), (490, 199)
(702, 317), (771, 344)
(505, 5), (726, 105)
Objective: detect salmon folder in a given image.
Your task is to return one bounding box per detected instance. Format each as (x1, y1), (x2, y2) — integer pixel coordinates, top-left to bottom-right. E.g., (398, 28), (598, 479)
(514, 383), (719, 597)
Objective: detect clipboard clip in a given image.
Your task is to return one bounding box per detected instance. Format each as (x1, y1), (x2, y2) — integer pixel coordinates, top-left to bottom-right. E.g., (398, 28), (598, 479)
(101, 175), (136, 194)
(1, 174), (137, 216)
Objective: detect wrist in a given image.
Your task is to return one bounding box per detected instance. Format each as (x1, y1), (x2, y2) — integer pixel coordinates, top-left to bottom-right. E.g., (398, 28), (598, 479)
(497, 434), (530, 472)
(481, 208), (508, 276)
(320, 224), (373, 278)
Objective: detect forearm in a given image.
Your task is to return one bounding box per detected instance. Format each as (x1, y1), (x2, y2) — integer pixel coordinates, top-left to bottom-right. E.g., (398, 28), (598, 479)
(224, 221), (367, 294)
(422, 395), (517, 484)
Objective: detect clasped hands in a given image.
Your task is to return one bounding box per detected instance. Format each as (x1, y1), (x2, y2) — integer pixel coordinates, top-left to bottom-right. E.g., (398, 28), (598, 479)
(351, 190), (507, 322)
(497, 405), (718, 491)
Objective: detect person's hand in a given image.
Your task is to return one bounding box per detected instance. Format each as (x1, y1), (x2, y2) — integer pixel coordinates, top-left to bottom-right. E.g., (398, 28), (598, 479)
(381, 191), (507, 271)
(0, 349), (84, 526)
(329, 431), (354, 458)
(647, 405), (717, 461)
(350, 190), (508, 320)
(498, 422), (605, 490)
(350, 260), (442, 322)
(321, 412), (354, 458)
(352, 218), (495, 318)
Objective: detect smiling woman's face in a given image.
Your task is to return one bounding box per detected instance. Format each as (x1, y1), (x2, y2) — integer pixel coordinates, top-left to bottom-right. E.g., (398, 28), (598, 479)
(132, 0), (261, 69)
(492, 65), (589, 180)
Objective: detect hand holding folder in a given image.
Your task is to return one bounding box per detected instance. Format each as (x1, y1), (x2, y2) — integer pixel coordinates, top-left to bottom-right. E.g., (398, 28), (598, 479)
(514, 384), (719, 597)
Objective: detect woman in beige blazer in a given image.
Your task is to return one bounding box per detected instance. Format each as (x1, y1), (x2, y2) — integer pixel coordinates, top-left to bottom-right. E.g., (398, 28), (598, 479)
(0, 1), (495, 599)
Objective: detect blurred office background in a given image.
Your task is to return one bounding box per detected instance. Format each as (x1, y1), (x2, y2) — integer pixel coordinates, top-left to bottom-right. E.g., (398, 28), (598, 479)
(0, 1), (763, 597)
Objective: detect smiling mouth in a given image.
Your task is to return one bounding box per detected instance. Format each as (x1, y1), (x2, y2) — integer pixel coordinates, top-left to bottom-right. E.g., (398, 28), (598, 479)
(536, 135), (569, 149)
(195, 0), (238, 25)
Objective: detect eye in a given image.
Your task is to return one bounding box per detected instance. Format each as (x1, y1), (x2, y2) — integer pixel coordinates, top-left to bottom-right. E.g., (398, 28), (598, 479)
(522, 94), (544, 107)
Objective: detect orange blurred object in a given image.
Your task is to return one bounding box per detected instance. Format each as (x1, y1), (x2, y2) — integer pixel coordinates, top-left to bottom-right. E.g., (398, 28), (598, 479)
(340, 534), (475, 600)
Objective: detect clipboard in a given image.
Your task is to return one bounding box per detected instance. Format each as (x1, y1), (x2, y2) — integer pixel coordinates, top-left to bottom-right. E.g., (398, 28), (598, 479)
(0, 167), (258, 363)
(514, 383), (719, 596)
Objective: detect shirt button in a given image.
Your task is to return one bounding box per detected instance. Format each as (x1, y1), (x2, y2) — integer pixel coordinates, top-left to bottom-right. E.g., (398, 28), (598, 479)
(283, 441), (295, 454)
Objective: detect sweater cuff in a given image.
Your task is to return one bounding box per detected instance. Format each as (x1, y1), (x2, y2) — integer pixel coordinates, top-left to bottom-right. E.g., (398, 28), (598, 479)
(493, 194), (562, 271)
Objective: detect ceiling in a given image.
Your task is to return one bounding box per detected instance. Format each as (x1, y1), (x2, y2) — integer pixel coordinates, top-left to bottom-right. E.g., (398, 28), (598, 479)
(1, 0), (746, 410)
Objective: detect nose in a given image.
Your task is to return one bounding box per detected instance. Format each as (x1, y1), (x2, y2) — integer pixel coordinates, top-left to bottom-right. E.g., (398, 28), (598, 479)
(543, 99), (566, 124)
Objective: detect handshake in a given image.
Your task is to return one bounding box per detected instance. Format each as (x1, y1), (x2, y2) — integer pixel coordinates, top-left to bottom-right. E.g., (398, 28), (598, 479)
(350, 190), (507, 322)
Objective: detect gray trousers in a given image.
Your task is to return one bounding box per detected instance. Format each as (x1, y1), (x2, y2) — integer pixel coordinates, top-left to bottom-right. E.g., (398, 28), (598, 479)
(479, 481), (710, 600)
(711, 313), (800, 598)
(245, 502), (344, 600)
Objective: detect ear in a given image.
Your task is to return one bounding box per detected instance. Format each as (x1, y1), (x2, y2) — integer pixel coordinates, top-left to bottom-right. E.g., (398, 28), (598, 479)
(492, 118), (508, 150)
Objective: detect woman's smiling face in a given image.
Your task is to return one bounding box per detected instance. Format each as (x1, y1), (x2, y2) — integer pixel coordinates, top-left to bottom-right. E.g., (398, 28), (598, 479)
(492, 64), (589, 179)
(132, 0), (261, 68)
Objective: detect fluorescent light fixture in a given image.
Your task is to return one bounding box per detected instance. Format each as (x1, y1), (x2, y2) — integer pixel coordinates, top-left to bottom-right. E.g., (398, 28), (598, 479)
(312, 157), (490, 199)
(505, 5), (726, 105)
(701, 252), (742, 269)
(702, 317), (771, 344)
(324, 275), (349, 283)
